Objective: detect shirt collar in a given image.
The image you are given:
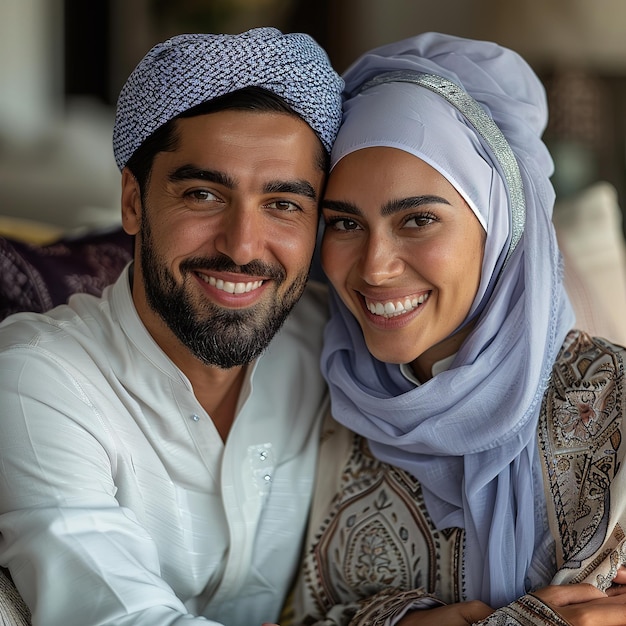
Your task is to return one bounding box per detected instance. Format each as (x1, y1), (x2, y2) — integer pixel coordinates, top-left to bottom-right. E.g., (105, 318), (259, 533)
(400, 352), (457, 385)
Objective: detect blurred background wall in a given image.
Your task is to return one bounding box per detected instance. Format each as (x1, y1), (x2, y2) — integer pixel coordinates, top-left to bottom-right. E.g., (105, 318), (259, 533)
(2, 0), (626, 233)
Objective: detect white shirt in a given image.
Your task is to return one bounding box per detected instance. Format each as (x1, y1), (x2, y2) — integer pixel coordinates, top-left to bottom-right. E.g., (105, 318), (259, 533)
(0, 266), (329, 626)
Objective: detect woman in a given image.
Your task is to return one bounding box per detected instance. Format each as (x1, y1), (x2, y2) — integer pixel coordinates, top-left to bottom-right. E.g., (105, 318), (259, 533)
(286, 33), (626, 625)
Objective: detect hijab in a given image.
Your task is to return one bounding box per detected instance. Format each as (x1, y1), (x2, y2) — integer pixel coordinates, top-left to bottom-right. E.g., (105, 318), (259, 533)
(320, 32), (575, 607)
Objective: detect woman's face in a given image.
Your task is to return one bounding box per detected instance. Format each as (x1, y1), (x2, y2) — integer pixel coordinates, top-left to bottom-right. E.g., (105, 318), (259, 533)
(321, 147), (486, 381)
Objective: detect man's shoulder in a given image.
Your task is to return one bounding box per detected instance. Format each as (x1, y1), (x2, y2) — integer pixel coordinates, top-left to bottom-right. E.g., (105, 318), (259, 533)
(0, 290), (112, 356)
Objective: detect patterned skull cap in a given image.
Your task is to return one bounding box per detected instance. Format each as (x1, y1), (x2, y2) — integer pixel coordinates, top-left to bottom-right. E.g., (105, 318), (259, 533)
(112, 27), (344, 170)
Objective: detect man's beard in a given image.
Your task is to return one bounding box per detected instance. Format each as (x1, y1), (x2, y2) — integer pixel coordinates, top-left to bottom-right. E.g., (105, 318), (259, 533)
(139, 216), (310, 369)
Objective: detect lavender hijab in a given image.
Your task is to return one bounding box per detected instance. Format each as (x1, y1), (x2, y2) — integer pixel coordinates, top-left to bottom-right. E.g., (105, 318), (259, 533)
(320, 32), (575, 607)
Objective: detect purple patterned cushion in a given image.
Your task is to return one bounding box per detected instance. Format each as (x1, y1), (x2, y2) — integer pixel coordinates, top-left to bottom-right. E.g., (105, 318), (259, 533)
(0, 226), (133, 320)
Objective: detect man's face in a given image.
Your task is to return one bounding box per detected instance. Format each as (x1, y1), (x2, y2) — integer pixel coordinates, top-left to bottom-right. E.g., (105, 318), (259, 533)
(121, 110), (325, 369)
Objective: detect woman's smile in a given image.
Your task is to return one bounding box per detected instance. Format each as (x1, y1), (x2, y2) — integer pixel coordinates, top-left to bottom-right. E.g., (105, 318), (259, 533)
(321, 146), (485, 372)
(363, 291), (431, 318)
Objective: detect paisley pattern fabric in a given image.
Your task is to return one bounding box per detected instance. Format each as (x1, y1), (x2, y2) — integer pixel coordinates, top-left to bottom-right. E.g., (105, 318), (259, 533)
(540, 331), (626, 588)
(301, 434), (464, 612)
(288, 330), (626, 626)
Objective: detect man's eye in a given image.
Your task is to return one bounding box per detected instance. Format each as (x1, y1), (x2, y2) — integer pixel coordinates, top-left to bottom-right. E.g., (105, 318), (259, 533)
(267, 200), (299, 212)
(186, 189), (219, 202)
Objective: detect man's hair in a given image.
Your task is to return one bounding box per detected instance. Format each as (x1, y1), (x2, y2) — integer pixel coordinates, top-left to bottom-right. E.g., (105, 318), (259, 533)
(126, 86), (328, 196)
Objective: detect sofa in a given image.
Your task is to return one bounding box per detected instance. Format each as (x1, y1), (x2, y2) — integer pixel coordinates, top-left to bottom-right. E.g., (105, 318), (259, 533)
(553, 181), (626, 346)
(0, 181), (625, 624)
(0, 221), (133, 321)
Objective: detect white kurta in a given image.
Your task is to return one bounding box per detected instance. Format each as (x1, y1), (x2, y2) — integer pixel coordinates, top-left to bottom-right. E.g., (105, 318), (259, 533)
(0, 265), (329, 626)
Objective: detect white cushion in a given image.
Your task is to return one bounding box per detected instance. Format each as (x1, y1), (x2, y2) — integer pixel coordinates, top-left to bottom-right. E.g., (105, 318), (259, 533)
(554, 181), (626, 346)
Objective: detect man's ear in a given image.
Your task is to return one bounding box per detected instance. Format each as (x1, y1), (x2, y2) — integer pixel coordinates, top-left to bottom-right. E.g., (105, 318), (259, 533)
(121, 168), (142, 236)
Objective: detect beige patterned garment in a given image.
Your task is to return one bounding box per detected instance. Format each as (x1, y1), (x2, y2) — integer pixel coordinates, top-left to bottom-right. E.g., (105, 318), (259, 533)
(286, 331), (626, 626)
(0, 568), (30, 626)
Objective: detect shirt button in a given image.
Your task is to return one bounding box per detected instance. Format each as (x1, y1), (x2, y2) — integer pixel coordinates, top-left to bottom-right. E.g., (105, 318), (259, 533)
(191, 414), (200, 422)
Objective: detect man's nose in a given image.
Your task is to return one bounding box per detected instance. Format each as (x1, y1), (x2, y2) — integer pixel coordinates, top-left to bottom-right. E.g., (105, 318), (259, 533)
(213, 204), (265, 267)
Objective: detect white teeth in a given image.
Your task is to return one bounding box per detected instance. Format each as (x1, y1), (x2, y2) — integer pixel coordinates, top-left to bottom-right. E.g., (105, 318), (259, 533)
(199, 274), (263, 294)
(366, 292), (430, 318)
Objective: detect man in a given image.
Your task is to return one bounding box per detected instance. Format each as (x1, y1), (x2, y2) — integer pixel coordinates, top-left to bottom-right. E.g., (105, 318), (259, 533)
(0, 28), (343, 625)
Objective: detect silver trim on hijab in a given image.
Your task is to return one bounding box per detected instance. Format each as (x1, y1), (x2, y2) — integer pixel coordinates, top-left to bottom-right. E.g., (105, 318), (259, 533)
(358, 70), (525, 266)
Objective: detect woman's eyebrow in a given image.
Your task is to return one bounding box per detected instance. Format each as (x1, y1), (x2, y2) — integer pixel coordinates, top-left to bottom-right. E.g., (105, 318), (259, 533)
(381, 195), (451, 216)
(321, 199), (363, 216)
(322, 195), (451, 216)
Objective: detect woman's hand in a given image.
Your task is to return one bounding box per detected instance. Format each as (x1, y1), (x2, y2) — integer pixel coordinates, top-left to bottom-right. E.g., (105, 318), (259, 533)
(396, 569), (626, 626)
(533, 580), (626, 625)
(396, 600), (493, 625)
(285, 569), (626, 626)
(607, 565), (626, 595)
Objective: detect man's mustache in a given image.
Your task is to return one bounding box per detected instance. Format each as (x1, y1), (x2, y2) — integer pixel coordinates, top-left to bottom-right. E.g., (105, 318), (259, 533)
(179, 255), (286, 282)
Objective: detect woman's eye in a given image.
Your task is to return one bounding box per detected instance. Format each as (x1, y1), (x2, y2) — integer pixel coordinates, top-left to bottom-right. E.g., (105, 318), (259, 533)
(327, 217), (361, 232)
(404, 213), (436, 228)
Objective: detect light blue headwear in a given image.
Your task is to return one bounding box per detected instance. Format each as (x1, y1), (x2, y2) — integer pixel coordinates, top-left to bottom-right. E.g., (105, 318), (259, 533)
(321, 32), (575, 607)
(113, 27), (343, 169)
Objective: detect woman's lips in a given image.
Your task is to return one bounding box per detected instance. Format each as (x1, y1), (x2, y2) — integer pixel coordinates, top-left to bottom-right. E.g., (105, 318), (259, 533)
(363, 292), (430, 318)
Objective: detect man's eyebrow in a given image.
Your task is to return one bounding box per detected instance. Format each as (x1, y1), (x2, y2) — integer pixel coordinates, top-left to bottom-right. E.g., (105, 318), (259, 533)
(381, 195), (451, 216)
(168, 165), (235, 188)
(264, 180), (317, 200)
(167, 166), (316, 200)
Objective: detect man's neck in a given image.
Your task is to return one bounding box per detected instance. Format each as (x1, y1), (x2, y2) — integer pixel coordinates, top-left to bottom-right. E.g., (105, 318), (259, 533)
(130, 275), (251, 440)
(191, 363), (248, 442)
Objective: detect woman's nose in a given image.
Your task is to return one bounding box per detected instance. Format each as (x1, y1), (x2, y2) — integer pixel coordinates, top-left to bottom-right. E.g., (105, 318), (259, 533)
(359, 233), (405, 285)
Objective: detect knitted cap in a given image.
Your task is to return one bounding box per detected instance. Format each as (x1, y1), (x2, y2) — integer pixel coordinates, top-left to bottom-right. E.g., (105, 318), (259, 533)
(112, 27), (343, 170)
